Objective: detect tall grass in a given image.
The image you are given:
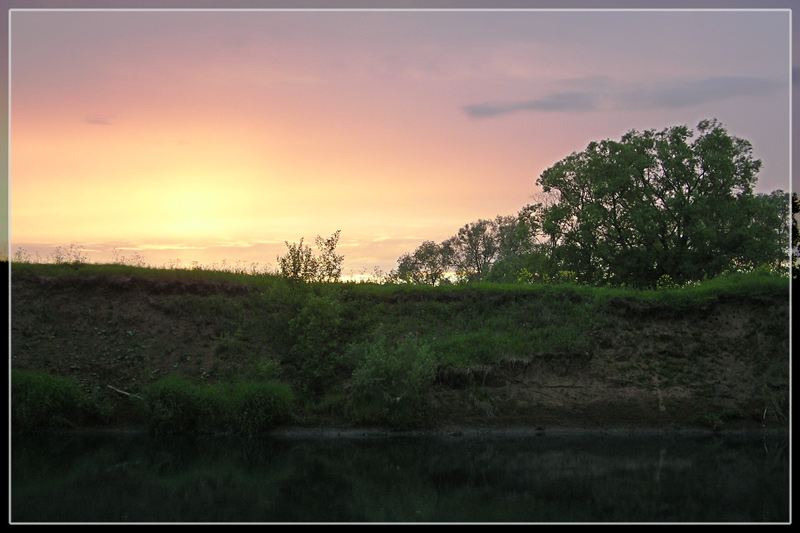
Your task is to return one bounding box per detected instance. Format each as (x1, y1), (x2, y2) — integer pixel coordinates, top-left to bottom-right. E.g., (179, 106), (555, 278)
(141, 375), (295, 435)
(11, 369), (296, 434)
(11, 370), (84, 431)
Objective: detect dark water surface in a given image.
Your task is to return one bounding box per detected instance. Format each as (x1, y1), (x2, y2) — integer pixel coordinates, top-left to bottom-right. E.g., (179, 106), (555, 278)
(11, 429), (789, 523)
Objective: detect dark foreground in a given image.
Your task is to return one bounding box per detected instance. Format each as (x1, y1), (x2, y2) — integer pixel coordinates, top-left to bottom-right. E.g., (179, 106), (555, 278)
(11, 428), (790, 523)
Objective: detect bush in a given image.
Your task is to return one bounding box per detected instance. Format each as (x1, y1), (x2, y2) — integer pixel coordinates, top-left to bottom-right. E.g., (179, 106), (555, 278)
(347, 330), (436, 427)
(288, 292), (345, 396)
(12, 370), (84, 431)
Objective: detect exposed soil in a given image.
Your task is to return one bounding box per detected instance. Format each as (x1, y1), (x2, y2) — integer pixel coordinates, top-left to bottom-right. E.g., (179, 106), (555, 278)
(10, 269), (791, 432)
(422, 301), (790, 432)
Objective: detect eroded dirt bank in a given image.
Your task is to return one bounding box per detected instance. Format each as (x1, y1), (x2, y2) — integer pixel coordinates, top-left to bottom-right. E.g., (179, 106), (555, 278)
(10, 269), (790, 432)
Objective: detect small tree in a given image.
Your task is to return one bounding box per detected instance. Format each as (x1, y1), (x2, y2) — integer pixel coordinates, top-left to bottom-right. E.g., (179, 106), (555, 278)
(277, 238), (317, 282)
(277, 230), (344, 283)
(737, 190), (791, 271)
(314, 230), (344, 282)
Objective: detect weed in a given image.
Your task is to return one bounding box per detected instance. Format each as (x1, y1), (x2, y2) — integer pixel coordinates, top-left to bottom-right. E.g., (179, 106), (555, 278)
(702, 412), (725, 431)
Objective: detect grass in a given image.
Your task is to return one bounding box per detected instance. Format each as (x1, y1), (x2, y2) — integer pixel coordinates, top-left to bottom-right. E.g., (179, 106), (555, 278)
(11, 369), (296, 434)
(11, 370), (85, 431)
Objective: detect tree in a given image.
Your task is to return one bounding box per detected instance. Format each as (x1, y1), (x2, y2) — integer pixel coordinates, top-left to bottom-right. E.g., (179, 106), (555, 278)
(394, 240), (452, 285)
(737, 190), (791, 271)
(277, 230), (344, 282)
(393, 209), (551, 285)
(483, 207), (552, 283)
(277, 238), (317, 282)
(537, 119), (768, 287)
(314, 230), (344, 282)
(444, 219), (500, 282)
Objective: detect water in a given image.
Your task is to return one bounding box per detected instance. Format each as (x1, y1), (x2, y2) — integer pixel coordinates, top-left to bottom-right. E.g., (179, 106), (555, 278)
(11, 429), (789, 523)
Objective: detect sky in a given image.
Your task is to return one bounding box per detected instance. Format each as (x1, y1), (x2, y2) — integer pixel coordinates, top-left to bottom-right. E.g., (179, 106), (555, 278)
(5, 2), (795, 278)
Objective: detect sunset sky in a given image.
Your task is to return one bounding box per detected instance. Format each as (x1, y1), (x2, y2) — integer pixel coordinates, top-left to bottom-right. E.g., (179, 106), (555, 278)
(6, 6), (793, 277)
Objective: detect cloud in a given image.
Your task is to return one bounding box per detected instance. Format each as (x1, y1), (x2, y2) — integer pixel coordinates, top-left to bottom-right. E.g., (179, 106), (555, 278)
(137, 243), (207, 251)
(618, 76), (785, 111)
(463, 91), (597, 118)
(464, 75), (784, 119)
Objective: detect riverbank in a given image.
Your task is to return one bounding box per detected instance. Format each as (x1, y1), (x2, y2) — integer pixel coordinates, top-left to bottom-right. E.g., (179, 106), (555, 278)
(10, 262), (791, 433)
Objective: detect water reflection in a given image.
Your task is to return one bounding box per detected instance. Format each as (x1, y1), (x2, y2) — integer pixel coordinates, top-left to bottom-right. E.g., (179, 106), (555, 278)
(11, 430), (789, 523)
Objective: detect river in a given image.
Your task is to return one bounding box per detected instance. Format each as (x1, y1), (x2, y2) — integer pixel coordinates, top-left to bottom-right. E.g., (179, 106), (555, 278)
(11, 429), (789, 523)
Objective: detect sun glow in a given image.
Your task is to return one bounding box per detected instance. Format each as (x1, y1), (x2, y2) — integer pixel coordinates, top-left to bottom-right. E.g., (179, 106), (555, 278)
(7, 10), (791, 273)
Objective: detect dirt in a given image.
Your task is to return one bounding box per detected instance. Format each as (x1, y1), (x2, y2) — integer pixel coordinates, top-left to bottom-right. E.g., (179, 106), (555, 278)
(421, 302), (790, 432)
(10, 269), (791, 432)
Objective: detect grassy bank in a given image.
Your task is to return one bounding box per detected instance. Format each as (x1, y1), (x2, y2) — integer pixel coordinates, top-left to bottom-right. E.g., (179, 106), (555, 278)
(10, 262), (791, 432)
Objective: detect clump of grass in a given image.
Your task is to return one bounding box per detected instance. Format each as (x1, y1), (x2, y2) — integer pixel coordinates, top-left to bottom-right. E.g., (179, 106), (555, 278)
(432, 330), (510, 366)
(141, 374), (294, 434)
(12, 370), (84, 431)
(142, 375), (215, 433)
(224, 381), (295, 435)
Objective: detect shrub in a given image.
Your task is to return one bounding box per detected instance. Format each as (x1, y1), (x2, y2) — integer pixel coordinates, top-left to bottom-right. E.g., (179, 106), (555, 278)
(347, 330), (436, 427)
(277, 230), (343, 282)
(12, 370), (84, 431)
(288, 292), (345, 396)
(254, 358), (283, 381)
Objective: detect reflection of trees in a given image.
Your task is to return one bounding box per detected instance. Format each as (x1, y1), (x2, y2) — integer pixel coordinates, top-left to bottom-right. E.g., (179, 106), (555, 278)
(11, 433), (789, 522)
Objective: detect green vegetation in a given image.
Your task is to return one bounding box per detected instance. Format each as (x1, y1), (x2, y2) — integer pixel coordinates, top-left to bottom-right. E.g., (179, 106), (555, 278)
(392, 120), (793, 289)
(11, 370), (84, 431)
(10, 260), (789, 433)
(346, 328), (437, 428)
(792, 192), (799, 279)
(277, 230), (345, 283)
(143, 376), (294, 435)
(12, 369), (294, 435)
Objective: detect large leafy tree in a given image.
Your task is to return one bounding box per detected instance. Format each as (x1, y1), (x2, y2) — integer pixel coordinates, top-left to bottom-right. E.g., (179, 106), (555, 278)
(537, 119), (769, 286)
(739, 190), (791, 271)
